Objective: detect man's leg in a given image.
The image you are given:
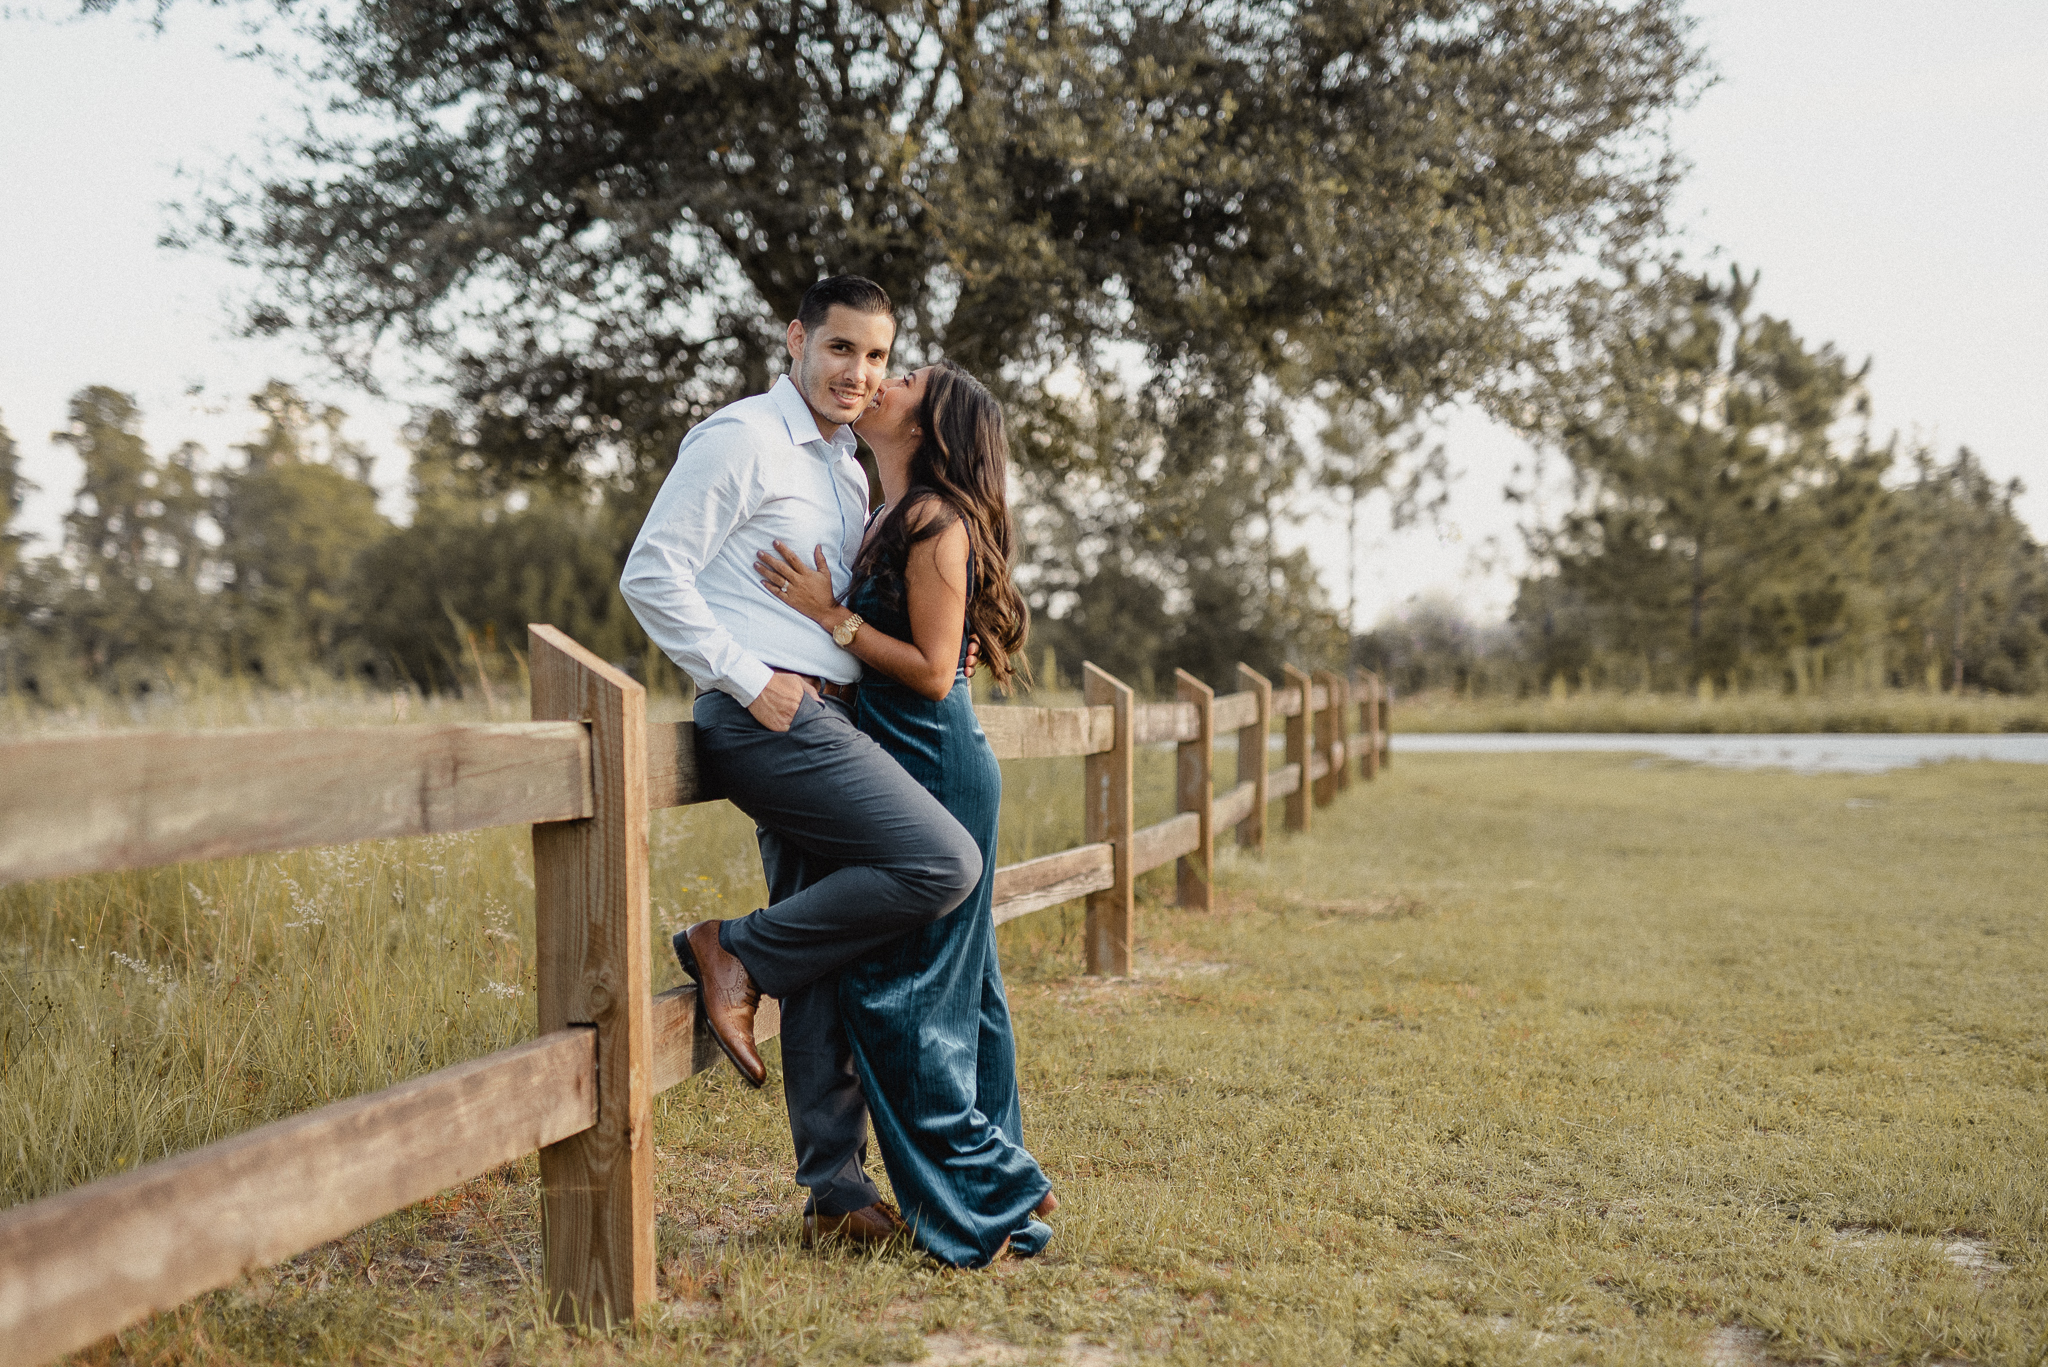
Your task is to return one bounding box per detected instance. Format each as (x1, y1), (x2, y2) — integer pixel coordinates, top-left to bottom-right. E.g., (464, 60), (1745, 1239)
(692, 689), (977, 1218)
(693, 690), (982, 998)
(754, 827), (880, 1217)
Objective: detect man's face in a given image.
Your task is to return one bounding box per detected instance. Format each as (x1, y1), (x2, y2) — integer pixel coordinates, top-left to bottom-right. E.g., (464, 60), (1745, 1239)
(786, 305), (896, 433)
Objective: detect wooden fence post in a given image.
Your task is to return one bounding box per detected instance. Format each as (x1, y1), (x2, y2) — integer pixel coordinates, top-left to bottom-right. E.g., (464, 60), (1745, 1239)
(1282, 664), (1312, 833)
(1313, 669), (1344, 805)
(1354, 672), (1376, 780)
(1235, 663), (1271, 853)
(1376, 671), (1392, 770)
(1174, 669), (1214, 909)
(1083, 662), (1134, 976)
(1331, 672), (1352, 793)
(529, 626), (654, 1327)
(1362, 672), (1383, 780)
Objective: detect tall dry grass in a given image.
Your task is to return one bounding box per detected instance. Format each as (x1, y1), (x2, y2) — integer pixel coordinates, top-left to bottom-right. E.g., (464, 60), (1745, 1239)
(0, 690), (1191, 1210)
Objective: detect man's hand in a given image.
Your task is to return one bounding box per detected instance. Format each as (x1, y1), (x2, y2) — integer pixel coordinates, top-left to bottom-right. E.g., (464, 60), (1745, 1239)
(746, 671), (816, 732)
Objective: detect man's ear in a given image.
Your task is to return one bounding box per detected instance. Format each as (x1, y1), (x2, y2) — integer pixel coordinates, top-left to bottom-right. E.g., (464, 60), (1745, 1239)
(786, 318), (807, 363)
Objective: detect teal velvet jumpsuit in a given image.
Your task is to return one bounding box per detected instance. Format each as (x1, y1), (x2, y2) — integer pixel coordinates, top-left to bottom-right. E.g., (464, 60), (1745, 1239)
(836, 565), (1053, 1267)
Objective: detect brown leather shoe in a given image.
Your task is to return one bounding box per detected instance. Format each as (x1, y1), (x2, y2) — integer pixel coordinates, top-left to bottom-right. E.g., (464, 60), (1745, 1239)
(673, 921), (765, 1089)
(801, 1200), (905, 1248)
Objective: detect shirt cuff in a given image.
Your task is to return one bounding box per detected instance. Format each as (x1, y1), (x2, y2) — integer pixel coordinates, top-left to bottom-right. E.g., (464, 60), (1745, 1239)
(723, 657), (777, 707)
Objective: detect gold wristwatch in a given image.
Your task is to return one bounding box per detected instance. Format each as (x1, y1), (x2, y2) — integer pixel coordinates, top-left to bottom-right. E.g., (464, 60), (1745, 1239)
(832, 612), (865, 647)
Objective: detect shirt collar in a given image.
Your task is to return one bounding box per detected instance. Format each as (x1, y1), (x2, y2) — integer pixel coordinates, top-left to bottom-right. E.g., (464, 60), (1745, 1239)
(770, 374), (858, 457)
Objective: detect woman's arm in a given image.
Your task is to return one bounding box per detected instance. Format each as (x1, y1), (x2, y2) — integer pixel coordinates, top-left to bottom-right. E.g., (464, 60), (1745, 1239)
(758, 514), (969, 702)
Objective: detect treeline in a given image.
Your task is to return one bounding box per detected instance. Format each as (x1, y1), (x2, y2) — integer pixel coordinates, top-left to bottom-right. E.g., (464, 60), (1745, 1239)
(0, 386), (662, 702)
(1502, 268), (2048, 697)
(0, 381), (1336, 703)
(1359, 274), (2047, 697)
(7, 269), (2044, 708)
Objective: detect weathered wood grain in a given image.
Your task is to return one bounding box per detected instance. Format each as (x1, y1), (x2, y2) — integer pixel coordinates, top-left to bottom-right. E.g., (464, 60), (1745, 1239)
(649, 985), (783, 1095)
(1312, 669), (1339, 808)
(1269, 763), (1303, 800)
(1283, 665), (1313, 834)
(1174, 670), (1214, 909)
(993, 865), (1117, 924)
(530, 626), (654, 1328)
(993, 843), (1115, 904)
(1131, 700), (1200, 746)
(0, 1030), (594, 1367)
(975, 704), (1115, 759)
(1083, 664), (1135, 976)
(1212, 690), (1259, 734)
(1377, 672), (1393, 769)
(1234, 665), (1272, 853)
(1358, 671), (1381, 780)
(646, 721), (714, 810)
(1131, 811), (1201, 875)
(1329, 672), (1352, 794)
(0, 722), (590, 888)
(1212, 779), (1257, 831)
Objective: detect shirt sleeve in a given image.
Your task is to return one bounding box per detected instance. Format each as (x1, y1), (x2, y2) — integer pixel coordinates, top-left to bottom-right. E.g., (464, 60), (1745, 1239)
(619, 419), (777, 705)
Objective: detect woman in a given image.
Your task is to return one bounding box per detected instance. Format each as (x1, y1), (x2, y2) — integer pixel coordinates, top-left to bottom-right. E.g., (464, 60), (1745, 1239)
(755, 359), (1055, 1268)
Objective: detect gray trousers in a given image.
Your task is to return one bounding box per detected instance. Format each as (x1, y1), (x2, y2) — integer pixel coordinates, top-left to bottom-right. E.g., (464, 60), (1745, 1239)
(692, 689), (983, 1214)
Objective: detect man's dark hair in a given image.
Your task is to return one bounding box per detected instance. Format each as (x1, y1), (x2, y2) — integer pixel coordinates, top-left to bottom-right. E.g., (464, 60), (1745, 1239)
(796, 275), (894, 332)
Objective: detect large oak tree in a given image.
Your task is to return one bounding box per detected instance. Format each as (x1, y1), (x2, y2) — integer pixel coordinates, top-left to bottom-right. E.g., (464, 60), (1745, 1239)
(164, 0), (1703, 679)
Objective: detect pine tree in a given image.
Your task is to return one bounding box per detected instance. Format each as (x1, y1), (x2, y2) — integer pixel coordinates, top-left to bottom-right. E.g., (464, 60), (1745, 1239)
(0, 410), (30, 609)
(215, 383), (390, 678)
(47, 387), (217, 687)
(1519, 267), (1876, 690)
(1875, 448), (2048, 693)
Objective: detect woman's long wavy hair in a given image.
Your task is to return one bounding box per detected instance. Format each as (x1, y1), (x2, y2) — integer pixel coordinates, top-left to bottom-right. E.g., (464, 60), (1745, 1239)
(851, 360), (1031, 687)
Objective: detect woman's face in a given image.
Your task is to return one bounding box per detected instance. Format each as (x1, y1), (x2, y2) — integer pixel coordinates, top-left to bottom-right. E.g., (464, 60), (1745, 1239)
(854, 365), (932, 448)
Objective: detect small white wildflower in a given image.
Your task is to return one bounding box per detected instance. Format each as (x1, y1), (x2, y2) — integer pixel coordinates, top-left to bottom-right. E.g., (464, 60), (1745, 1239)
(482, 981), (523, 999)
(278, 873), (324, 927)
(186, 882), (221, 917)
(109, 951), (173, 992)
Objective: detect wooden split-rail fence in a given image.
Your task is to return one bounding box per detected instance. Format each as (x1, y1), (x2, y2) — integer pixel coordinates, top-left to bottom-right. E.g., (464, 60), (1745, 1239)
(0, 626), (1391, 1365)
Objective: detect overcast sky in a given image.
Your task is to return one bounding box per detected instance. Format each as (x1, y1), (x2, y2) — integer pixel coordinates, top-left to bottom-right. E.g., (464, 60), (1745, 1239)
(3, 1), (2043, 628)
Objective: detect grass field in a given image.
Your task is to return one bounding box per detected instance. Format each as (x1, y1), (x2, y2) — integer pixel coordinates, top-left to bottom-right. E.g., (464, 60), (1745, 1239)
(1392, 688), (2048, 735)
(7, 728), (2046, 1363)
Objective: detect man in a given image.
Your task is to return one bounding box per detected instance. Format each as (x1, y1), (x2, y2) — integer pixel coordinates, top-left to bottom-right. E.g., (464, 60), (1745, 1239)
(620, 275), (982, 1243)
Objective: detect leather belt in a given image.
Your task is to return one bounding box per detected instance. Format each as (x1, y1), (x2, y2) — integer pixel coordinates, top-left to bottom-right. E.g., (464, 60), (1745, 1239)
(782, 671), (856, 702)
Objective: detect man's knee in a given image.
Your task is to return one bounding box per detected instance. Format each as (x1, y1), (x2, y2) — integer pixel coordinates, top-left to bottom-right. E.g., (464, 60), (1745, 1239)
(904, 826), (983, 921)
(884, 811), (978, 918)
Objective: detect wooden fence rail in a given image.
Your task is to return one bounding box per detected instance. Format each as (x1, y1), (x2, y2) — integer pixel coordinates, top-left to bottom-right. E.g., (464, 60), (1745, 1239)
(0, 631), (1390, 1365)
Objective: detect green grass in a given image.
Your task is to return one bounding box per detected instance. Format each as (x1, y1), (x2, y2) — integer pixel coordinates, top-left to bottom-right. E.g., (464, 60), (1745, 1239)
(7, 730), (2046, 1362)
(1395, 687), (2048, 734)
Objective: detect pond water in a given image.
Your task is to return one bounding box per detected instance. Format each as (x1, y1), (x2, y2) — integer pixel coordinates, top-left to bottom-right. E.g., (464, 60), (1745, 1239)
(1388, 732), (2048, 774)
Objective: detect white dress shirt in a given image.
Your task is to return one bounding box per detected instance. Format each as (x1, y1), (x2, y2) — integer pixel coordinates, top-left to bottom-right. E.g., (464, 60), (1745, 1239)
(620, 376), (870, 704)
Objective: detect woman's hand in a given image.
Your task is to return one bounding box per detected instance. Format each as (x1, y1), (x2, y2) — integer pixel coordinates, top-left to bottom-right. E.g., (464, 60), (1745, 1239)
(757, 540), (842, 627)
